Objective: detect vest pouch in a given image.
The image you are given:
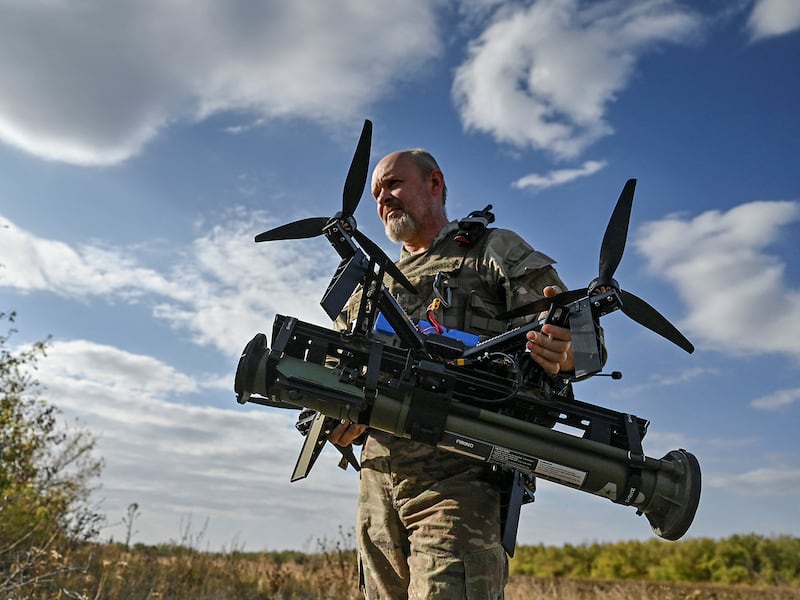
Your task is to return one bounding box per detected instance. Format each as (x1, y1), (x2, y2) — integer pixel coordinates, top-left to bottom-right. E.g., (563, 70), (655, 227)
(464, 291), (508, 337)
(392, 273), (439, 323)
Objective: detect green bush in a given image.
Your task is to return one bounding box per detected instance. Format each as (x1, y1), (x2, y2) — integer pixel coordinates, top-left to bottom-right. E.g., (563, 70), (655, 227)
(1, 311), (105, 598)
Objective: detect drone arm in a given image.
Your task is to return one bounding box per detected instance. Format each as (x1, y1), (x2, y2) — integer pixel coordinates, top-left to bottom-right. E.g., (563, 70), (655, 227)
(377, 288), (427, 352)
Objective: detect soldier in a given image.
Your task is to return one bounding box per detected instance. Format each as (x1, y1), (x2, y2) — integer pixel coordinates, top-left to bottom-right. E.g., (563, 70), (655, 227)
(330, 149), (575, 599)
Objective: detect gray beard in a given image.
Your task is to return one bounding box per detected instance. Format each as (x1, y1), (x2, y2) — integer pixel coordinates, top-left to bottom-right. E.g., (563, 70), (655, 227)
(384, 212), (418, 243)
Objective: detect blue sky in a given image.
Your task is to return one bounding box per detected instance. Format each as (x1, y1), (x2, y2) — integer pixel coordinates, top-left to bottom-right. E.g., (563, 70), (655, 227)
(1, 0), (798, 552)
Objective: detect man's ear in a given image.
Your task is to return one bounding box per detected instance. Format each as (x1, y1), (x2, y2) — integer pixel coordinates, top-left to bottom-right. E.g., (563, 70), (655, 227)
(429, 170), (445, 199)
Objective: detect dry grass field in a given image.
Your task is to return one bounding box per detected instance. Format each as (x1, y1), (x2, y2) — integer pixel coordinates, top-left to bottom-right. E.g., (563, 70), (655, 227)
(506, 576), (800, 599)
(5, 541), (799, 599)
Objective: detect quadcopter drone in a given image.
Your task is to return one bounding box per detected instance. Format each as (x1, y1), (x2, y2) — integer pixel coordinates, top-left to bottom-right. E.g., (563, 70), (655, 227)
(235, 119), (701, 556)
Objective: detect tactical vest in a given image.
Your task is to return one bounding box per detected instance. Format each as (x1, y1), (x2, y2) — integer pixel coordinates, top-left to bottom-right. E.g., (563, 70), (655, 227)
(377, 220), (563, 339)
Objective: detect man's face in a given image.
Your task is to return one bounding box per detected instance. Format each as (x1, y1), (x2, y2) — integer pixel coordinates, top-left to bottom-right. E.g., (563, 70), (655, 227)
(371, 153), (439, 243)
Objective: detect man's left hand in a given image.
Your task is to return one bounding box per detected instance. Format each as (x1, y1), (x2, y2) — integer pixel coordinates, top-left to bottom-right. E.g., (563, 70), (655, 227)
(329, 421), (367, 447)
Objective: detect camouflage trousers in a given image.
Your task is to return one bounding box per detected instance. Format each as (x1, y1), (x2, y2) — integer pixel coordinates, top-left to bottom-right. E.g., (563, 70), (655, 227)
(357, 431), (508, 599)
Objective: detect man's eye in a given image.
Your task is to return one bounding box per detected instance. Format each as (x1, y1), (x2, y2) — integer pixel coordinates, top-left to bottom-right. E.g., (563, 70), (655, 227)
(374, 179), (401, 199)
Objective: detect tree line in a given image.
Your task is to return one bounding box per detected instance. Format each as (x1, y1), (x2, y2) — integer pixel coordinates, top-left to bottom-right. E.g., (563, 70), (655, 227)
(510, 534), (800, 586)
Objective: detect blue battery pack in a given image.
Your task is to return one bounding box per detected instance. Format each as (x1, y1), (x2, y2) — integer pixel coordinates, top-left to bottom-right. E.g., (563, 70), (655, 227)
(374, 313), (480, 347)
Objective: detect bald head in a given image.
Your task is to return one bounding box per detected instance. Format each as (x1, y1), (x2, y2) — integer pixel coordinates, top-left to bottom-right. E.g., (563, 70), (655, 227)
(404, 149), (447, 205)
(371, 149), (449, 254)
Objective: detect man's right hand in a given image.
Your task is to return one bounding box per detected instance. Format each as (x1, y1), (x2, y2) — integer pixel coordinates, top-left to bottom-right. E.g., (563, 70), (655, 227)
(526, 285), (574, 376)
(329, 420), (367, 446)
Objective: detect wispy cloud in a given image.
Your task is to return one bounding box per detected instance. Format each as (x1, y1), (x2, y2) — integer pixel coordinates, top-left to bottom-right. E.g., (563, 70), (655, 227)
(709, 467), (800, 496)
(636, 200), (800, 361)
(606, 366), (718, 400)
(649, 367), (720, 387)
(747, 0), (800, 41)
(751, 387), (800, 410)
(0, 211), (337, 356)
(452, 0), (703, 158)
(0, 1), (440, 165)
(513, 159), (607, 190)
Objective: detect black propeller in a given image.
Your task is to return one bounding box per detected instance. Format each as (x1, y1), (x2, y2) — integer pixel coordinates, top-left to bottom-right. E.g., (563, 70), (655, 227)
(254, 119), (416, 295)
(500, 179), (693, 354)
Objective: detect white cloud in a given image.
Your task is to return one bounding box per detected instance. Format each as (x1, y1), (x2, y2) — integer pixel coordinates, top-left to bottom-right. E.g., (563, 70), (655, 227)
(30, 338), (359, 550)
(0, 0), (440, 165)
(751, 387), (800, 410)
(747, 0), (800, 40)
(0, 220), (177, 298)
(452, 0), (702, 158)
(0, 211), (338, 356)
(709, 467), (800, 495)
(705, 436), (760, 451)
(43, 339), (198, 396)
(649, 366), (719, 387)
(150, 213), (338, 355)
(608, 366), (719, 399)
(635, 200), (800, 360)
(513, 159), (607, 190)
